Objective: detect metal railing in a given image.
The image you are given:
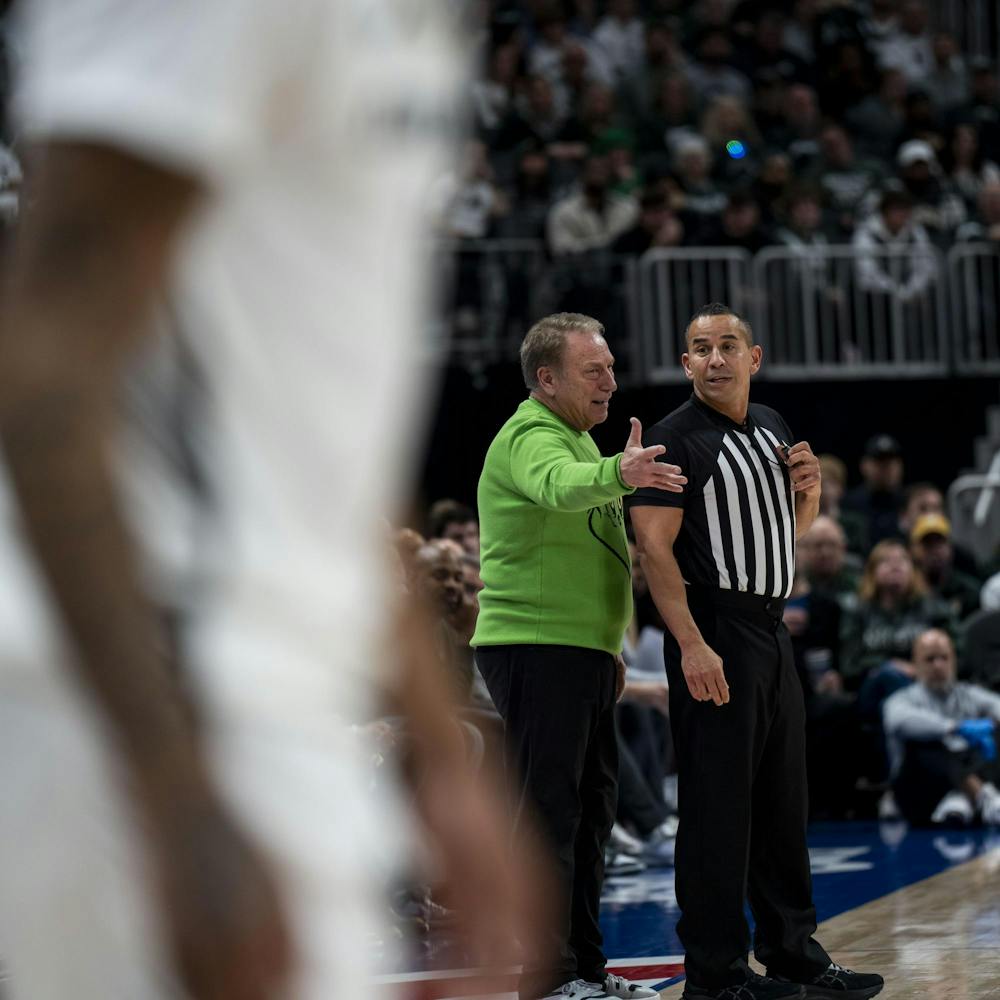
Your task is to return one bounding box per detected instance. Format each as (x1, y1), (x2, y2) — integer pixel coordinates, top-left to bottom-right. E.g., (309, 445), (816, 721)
(948, 242), (1000, 375)
(432, 238), (999, 383)
(751, 244), (948, 379)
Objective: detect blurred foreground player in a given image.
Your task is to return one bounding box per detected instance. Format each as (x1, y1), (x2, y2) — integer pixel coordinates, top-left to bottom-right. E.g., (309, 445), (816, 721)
(0, 2), (544, 999)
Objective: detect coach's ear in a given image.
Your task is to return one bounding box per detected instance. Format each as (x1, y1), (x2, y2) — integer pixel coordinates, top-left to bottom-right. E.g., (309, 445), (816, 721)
(681, 351), (693, 381)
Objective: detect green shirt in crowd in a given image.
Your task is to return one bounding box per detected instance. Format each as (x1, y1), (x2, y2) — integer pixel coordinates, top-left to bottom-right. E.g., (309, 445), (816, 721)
(472, 398), (635, 655)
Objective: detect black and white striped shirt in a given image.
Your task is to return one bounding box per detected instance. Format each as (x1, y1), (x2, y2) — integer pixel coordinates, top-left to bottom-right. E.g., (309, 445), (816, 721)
(628, 394), (796, 599)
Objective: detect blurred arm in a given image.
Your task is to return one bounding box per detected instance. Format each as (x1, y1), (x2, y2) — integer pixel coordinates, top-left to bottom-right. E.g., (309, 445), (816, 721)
(0, 142), (200, 784)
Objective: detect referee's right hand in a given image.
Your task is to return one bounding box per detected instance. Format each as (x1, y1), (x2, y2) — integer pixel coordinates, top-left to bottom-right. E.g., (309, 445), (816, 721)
(620, 417), (687, 491)
(681, 641), (730, 706)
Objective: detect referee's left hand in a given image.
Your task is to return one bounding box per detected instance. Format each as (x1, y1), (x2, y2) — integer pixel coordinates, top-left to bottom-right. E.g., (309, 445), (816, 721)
(778, 441), (821, 496)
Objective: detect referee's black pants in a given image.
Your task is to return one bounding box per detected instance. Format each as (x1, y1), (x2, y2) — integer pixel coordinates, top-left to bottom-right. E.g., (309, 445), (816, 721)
(663, 589), (830, 990)
(476, 644), (619, 1000)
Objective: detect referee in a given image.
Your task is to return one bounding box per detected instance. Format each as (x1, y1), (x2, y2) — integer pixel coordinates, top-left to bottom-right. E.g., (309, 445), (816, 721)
(628, 304), (884, 1000)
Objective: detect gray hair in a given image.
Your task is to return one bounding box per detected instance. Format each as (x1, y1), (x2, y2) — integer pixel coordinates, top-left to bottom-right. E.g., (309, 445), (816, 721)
(520, 312), (605, 390)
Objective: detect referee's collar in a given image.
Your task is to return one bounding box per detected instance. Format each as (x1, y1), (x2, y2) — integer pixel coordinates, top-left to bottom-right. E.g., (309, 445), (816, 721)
(690, 393), (754, 434)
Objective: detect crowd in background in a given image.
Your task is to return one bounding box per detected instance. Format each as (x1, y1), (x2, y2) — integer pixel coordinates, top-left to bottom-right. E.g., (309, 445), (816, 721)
(436, 0), (1000, 340)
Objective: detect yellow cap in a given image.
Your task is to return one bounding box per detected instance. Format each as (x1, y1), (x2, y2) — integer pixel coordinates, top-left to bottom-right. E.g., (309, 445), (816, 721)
(911, 513), (951, 543)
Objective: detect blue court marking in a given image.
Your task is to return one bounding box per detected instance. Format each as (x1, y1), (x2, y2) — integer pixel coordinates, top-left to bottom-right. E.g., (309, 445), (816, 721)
(600, 821), (1000, 960)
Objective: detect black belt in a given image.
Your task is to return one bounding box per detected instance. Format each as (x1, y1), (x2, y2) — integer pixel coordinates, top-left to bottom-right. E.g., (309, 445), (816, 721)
(686, 585), (786, 621)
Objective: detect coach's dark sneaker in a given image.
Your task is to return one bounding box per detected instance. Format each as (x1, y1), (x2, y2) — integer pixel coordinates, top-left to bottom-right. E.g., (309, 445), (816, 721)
(769, 963), (884, 1000)
(682, 972), (805, 999)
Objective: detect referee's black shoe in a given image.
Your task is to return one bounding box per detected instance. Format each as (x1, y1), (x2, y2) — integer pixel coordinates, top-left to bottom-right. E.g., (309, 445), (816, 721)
(768, 962), (884, 1000)
(681, 972), (804, 999)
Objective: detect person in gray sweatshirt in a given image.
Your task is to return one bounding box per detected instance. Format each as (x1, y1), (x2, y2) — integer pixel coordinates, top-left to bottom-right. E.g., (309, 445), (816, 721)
(883, 628), (1000, 826)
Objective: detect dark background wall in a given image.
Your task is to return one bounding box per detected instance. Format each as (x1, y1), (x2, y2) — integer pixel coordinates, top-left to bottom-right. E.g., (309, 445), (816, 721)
(418, 364), (998, 512)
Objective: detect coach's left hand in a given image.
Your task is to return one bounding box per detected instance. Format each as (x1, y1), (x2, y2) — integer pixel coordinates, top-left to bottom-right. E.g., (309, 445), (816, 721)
(779, 441), (821, 496)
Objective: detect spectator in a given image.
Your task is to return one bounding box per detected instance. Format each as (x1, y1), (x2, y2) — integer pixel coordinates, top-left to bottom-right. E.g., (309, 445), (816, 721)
(496, 74), (569, 152)
(595, 129), (641, 197)
(951, 59), (1000, 162)
(546, 153), (639, 255)
(783, 0), (817, 63)
(909, 514), (982, 621)
(878, 0), (934, 86)
(461, 549), (484, 596)
(798, 515), (860, 605)
(620, 18), (688, 121)
(926, 33), (968, 117)
(611, 190), (684, 255)
(695, 189), (773, 254)
(817, 453), (869, 556)
(941, 123), (1000, 214)
(898, 87), (946, 157)
(556, 82), (624, 157)
(684, 27), (752, 107)
(895, 482), (980, 580)
(473, 43), (520, 140)
(672, 134), (727, 218)
(852, 186), (937, 349)
(811, 123), (886, 238)
(734, 7), (812, 85)
(845, 66), (907, 161)
(427, 498), (481, 557)
(774, 84), (824, 172)
(816, 39), (879, 120)
(771, 185), (849, 359)
(842, 433), (906, 551)
(752, 68), (790, 149)
(860, 0), (900, 65)
(894, 139), (966, 243)
(434, 140), (507, 239)
(413, 539), (480, 698)
(955, 178), (1000, 243)
(883, 628), (1000, 826)
(555, 42), (608, 121)
(530, 8), (613, 90)
(592, 0), (646, 84)
(635, 72), (699, 160)
(840, 539), (956, 692)
(754, 153), (794, 229)
(775, 183), (829, 255)
(498, 142), (554, 240)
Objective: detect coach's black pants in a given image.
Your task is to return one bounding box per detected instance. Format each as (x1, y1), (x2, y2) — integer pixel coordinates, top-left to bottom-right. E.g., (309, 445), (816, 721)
(476, 645), (619, 1000)
(664, 589), (830, 990)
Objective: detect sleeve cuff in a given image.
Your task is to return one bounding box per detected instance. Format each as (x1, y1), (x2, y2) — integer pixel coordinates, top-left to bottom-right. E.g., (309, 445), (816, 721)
(614, 454), (635, 494)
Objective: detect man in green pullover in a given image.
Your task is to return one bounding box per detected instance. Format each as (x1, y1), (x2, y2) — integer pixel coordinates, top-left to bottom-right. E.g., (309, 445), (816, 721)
(472, 313), (686, 1000)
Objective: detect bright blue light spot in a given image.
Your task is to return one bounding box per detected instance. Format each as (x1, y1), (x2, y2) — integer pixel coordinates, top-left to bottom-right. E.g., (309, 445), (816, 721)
(726, 140), (746, 160)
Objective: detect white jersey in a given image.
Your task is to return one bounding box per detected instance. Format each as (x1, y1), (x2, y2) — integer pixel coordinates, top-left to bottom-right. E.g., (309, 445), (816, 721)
(3, 0), (464, 731)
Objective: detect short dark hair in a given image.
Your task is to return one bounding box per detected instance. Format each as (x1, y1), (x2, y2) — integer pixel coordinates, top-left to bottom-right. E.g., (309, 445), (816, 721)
(685, 302), (754, 346)
(427, 498), (476, 538)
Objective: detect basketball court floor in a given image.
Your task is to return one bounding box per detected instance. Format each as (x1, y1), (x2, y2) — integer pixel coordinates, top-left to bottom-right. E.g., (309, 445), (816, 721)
(381, 821), (1000, 1000)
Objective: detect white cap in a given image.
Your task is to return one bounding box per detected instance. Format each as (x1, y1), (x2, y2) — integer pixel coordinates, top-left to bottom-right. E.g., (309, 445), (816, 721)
(897, 139), (936, 168)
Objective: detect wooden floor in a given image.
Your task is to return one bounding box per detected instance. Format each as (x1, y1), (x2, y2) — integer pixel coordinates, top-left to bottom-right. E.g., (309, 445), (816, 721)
(658, 847), (1000, 999)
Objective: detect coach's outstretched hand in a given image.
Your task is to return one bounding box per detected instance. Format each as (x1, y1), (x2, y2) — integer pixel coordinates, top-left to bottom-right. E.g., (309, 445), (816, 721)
(620, 417), (687, 491)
